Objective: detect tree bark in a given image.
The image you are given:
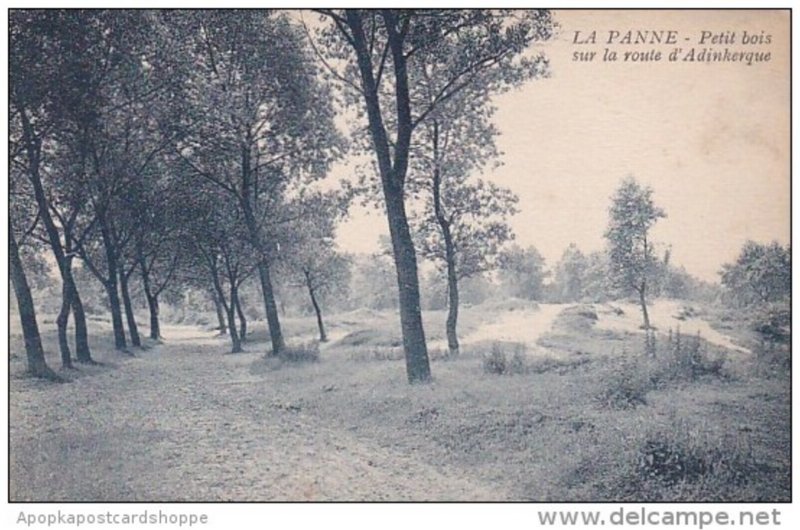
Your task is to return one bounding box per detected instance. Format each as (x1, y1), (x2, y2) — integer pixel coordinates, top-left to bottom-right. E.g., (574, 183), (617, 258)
(239, 136), (285, 356)
(638, 282), (651, 329)
(99, 218), (127, 350)
(18, 107), (93, 363)
(227, 284), (242, 353)
(10, 227), (58, 380)
(137, 243), (161, 340)
(210, 267), (240, 352)
(119, 266), (141, 347)
(444, 257), (460, 357)
(234, 289), (247, 343)
(146, 294), (161, 340)
(61, 235), (93, 364)
(385, 185), (431, 382)
(211, 289), (226, 335)
(67, 270), (93, 363)
(56, 280), (73, 369)
(305, 271), (327, 342)
(346, 11), (431, 383)
(256, 262), (284, 356)
(431, 119), (460, 357)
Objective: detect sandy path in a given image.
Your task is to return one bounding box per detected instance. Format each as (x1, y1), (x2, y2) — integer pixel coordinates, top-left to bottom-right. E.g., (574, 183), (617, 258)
(459, 304), (568, 350)
(595, 300), (751, 355)
(9, 326), (508, 502)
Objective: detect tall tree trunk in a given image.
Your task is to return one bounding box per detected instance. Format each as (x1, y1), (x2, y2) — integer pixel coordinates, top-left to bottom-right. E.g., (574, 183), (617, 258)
(104, 280), (127, 350)
(69, 279), (94, 363)
(10, 227), (57, 380)
(211, 290), (226, 335)
(227, 284), (242, 353)
(305, 271), (327, 342)
(61, 236), (93, 364)
(346, 11), (431, 383)
(99, 219), (127, 350)
(638, 283), (651, 329)
(234, 291), (247, 343)
(431, 119), (460, 357)
(211, 269), (239, 352)
(119, 267), (141, 347)
(136, 243), (162, 340)
(256, 262), (284, 356)
(444, 259), (460, 357)
(385, 191), (431, 382)
(56, 280), (73, 369)
(146, 294), (161, 340)
(18, 108), (93, 364)
(239, 137), (284, 356)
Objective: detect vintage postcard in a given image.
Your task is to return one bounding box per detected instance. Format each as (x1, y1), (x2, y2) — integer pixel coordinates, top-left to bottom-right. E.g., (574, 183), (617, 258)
(5, 6), (791, 513)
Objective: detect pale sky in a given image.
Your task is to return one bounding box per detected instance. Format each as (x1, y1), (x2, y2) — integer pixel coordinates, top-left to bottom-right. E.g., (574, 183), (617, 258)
(326, 10), (790, 282)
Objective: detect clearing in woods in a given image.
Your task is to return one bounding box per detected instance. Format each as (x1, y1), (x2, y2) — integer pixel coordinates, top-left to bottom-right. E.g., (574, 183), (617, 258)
(9, 300), (790, 501)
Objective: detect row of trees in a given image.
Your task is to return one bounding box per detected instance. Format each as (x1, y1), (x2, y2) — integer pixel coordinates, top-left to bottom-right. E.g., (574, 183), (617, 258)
(9, 11), (348, 378)
(11, 10), (786, 383)
(10, 9), (557, 383)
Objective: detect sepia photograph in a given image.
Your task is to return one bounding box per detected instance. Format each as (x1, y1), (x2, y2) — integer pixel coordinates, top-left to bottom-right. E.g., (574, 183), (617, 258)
(5, 7), (791, 506)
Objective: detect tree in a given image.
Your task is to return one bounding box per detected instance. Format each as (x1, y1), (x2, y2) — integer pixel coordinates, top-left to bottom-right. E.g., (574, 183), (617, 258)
(10, 10), (185, 361)
(720, 241), (790, 307)
(280, 193), (352, 343)
(173, 11), (342, 356)
(416, 178), (517, 355)
(9, 10), (97, 365)
(407, 52), (535, 356)
(605, 177), (666, 329)
(316, 9), (554, 382)
(553, 244), (589, 302)
(183, 184), (259, 354)
(9, 182), (59, 380)
(498, 244), (549, 301)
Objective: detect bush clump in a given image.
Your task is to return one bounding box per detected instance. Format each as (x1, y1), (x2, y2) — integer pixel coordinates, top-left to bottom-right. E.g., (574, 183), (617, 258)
(568, 419), (778, 501)
(483, 342), (527, 375)
(749, 302), (790, 343)
(632, 424), (770, 498)
(596, 355), (654, 409)
(278, 341), (320, 363)
(597, 329), (728, 410)
(664, 329), (726, 381)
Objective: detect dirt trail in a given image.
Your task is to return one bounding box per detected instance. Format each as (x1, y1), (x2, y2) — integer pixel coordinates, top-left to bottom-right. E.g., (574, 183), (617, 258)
(9, 326), (508, 502)
(594, 300), (751, 356)
(452, 301), (749, 360)
(460, 304), (568, 349)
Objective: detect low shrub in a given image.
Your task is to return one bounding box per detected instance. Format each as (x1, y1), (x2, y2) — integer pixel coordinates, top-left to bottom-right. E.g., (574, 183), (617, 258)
(347, 346), (404, 362)
(632, 423), (771, 500)
(482, 342), (527, 375)
(663, 329), (726, 381)
(527, 356), (591, 375)
(278, 341), (320, 363)
(749, 302), (790, 344)
(596, 355), (654, 409)
(597, 329), (728, 410)
(753, 339), (791, 378)
(567, 418), (777, 501)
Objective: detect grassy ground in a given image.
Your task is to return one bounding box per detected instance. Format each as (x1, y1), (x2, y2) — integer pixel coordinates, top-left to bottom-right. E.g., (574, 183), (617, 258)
(8, 299), (790, 501)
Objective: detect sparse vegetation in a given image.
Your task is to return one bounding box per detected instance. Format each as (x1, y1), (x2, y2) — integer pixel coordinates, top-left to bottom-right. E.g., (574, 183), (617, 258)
(276, 341), (320, 363)
(482, 342), (527, 375)
(568, 416), (782, 502)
